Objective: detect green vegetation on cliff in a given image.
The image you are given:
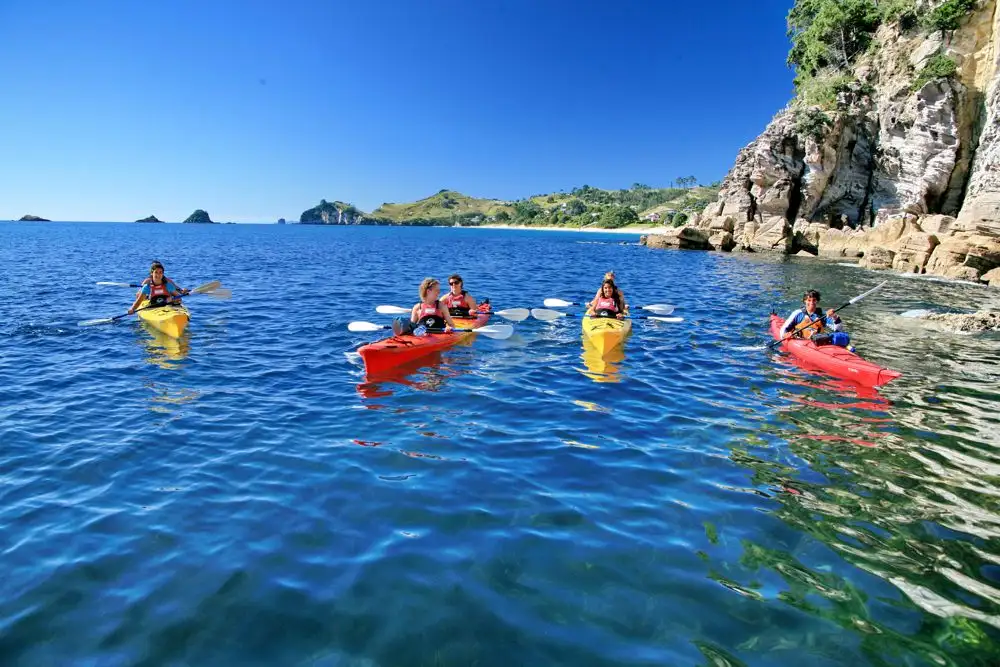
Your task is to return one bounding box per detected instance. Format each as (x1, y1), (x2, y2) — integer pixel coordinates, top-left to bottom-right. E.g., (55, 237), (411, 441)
(787, 0), (975, 105)
(300, 199), (360, 224)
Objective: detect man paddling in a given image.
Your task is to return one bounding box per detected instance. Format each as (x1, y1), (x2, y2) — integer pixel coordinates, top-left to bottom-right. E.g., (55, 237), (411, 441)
(781, 289), (845, 339)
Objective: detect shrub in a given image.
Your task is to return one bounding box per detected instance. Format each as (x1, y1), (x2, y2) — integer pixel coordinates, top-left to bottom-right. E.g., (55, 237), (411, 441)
(923, 0), (976, 32)
(911, 53), (958, 91)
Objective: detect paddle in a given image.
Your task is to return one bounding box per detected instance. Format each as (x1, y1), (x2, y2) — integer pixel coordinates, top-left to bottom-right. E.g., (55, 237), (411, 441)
(79, 280), (223, 327)
(530, 308), (683, 324)
(347, 321), (515, 340)
(375, 304), (530, 321)
(542, 298), (675, 315)
(768, 280), (888, 349)
(97, 280), (231, 299)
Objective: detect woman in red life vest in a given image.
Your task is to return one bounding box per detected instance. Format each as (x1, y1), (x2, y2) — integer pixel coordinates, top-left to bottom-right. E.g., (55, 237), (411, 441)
(591, 271), (627, 313)
(439, 273), (478, 317)
(587, 278), (628, 320)
(127, 261), (190, 314)
(392, 277), (458, 336)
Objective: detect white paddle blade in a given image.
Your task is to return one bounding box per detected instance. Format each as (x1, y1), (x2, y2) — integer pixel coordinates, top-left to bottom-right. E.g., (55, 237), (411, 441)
(848, 280), (887, 305)
(204, 288), (232, 299)
(475, 324), (514, 340)
(348, 321), (387, 332)
(543, 298), (576, 308)
(79, 317), (115, 327)
(531, 308), (568, 322)
(648, 316), (684, 323)
(376, 305), (411, 315)
(96, 281), (134, 287)
(494, 308), (530, 322)
(641, 304), (675, 315)
(191, 280), (223, 294)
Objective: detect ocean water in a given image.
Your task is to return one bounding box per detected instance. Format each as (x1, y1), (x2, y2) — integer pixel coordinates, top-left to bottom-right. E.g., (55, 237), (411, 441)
(2, 221), (1000, 666)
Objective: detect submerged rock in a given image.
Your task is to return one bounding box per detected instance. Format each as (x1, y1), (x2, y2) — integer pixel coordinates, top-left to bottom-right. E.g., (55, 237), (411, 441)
(921, 310), (1000, 333)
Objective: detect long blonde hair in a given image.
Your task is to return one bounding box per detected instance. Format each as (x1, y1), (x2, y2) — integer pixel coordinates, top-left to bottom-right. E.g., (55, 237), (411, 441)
(419, 277), (439, 301)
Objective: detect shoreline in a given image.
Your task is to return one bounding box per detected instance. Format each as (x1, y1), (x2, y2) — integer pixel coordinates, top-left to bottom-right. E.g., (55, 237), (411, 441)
(466, 224), (662, 235)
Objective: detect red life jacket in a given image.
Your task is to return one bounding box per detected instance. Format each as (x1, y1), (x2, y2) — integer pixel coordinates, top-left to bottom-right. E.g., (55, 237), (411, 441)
(146, 278), (173, 304)
(441, 290), (470, 316)
(415, 302), (444, 327)
(594, 296), (618, 315)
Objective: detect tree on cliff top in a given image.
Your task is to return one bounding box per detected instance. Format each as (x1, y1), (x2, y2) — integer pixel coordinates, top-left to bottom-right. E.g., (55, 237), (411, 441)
(787, 0), (880, 84)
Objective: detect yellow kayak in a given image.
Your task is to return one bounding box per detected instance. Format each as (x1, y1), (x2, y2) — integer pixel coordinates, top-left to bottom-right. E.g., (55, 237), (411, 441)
(582, 316), (631, 355)
(137, 300), (190, 338)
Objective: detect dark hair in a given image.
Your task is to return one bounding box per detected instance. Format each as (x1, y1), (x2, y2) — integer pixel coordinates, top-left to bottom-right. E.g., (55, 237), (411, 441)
(448, 273), (463, 284)
(150, 261), (165, 275)
(803, 289), (821, 302)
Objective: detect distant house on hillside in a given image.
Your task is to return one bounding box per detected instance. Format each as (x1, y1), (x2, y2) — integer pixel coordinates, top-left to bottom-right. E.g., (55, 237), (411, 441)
(644, 212), (661, 222)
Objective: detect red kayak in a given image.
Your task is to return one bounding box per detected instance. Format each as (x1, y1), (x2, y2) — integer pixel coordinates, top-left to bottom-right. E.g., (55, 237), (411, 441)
(358, 303), (492, 374)
(769, 314), (901, 387)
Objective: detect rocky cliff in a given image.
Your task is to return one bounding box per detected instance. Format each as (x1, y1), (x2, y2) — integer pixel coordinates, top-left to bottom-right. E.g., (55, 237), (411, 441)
(644, 0), (1000, 288)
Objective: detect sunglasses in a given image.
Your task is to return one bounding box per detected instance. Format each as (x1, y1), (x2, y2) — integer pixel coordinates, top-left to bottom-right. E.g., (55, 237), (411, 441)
(449, 280), (461, 285)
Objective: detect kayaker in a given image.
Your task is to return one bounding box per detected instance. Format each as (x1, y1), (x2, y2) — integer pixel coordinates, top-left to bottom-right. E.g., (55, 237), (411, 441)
(392, 277), (457, 336)
(781, 290), (844, 339)
(440, 273), (478, 317)
(128, 261), (190, 314)
(587, 279), (627, 320)
(592, 271), (627, 309)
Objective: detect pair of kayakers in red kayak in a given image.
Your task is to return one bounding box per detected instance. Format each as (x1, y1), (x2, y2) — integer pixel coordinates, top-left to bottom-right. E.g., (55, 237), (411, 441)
(780, 289), (852, 348)
(392, 274), (479, 336)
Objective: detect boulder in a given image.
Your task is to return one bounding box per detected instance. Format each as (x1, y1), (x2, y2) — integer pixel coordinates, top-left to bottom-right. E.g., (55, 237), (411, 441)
(817, 227), (865, 258)
(642, 226), (711, 250)
(917, 214), (956, 236)
(741, 215), (792, 253)
(708, 231), (735, 252)
(925, 234), (1000, 280)
(892, 232), (939, 273)
(860, 246), (896, 270)
(982, 267), (1000, 287)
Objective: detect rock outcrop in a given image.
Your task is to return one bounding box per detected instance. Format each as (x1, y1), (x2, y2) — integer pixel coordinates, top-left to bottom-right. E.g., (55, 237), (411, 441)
(300, 200), (365, 225)
(18, 215), (50, 221)
(135, 215), (162, 223)
(183, 210), (213, 224)
(642, 1), (1000, 288)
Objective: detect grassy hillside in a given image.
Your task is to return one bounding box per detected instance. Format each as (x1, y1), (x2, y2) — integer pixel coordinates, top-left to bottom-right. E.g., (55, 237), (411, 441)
(363, 183), (720, 229)
(370, 190), (512, 224)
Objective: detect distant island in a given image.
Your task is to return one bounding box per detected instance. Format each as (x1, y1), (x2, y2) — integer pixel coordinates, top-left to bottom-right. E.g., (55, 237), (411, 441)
(18, 215), (50, 222)
(296, 183), (718, 230)
(277, 218), (286, 225)
(183, 209), (214, 224)
(135, 215), (162, 223)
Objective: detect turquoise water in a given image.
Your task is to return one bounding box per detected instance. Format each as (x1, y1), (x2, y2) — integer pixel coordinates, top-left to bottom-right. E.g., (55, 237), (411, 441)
(2, 221), (1000, 666)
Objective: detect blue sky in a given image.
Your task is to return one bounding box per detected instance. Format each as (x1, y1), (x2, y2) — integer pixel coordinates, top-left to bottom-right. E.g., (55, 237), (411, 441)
(0, 0), (795, 222)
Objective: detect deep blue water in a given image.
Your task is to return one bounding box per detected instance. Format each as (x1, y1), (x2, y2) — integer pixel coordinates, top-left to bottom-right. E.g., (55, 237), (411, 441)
(2, 221), (1000, 666)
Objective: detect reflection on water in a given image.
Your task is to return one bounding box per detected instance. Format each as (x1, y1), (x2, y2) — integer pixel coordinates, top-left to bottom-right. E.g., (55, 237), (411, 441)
(356, 350), (466, 399)
(139, 322), (190, 369)
(577, 334), (625, 383)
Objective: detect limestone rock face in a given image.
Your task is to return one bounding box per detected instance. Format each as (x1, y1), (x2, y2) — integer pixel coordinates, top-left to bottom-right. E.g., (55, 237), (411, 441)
(644, 1), (1000, 288)
(982, 267), (1000, 286)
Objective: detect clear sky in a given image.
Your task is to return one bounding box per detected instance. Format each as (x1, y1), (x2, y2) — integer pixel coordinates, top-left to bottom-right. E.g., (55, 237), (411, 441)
(0, 0), (795, 222)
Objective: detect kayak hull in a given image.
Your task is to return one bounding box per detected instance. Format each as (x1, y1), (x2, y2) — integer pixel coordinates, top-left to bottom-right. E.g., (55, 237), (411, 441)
(768, 314), (901, 387)
(138, 301), (190, 339)
(582, 316), (631, 355)
(358, 304), (492, 375)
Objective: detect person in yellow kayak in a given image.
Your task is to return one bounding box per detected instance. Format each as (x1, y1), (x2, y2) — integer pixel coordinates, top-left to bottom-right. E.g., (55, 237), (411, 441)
(592, 271), (627, 311)
(392, 277), (458, 336)
(439, 273), (478, 317)
(127, 261), (190, 314)
(587, 278), (628, 320)
(781, 289), (849, 346)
